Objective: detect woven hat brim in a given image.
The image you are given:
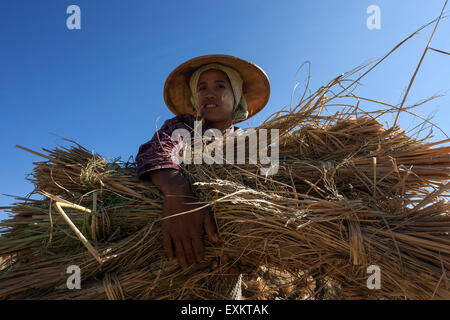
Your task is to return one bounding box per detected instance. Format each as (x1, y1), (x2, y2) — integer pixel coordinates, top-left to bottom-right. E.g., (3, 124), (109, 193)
(163, 54), (270, 124)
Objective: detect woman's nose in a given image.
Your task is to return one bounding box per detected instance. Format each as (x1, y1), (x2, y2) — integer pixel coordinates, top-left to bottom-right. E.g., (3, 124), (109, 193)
(205, 92), (216, 100)
(203, 88), (217, 98)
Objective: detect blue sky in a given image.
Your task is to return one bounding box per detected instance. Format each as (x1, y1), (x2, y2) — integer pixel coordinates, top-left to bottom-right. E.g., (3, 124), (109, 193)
(1, 0), (449, 221)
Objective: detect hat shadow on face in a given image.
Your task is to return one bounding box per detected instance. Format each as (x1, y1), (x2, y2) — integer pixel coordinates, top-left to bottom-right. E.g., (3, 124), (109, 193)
(195, 69), (235, 122)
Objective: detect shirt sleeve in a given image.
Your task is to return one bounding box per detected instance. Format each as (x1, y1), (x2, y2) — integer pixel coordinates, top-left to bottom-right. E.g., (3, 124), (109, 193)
(136, 114), (194, 179)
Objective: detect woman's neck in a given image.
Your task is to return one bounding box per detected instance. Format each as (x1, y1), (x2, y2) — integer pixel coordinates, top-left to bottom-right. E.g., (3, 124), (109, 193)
(205, 119), (233, 133)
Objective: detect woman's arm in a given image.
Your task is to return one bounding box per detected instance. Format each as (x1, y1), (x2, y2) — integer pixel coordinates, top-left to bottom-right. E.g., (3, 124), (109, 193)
(145, 168), (219, 269)
(146, 168), (191, 196)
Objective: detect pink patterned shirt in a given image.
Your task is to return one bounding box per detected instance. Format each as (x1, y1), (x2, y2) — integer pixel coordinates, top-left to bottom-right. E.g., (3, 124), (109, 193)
(136, 114), (240, 179)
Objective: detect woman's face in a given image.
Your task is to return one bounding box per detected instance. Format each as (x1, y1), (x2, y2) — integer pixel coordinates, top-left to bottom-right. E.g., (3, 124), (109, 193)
(196, 69), (234, 124)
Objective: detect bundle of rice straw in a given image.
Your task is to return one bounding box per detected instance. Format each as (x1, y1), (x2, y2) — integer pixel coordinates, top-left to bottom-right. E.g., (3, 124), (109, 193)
(1, 18), (449, 300)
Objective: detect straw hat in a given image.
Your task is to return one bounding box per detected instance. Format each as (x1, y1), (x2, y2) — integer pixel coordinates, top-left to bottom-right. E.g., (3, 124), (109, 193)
(163, 54), (270, 123)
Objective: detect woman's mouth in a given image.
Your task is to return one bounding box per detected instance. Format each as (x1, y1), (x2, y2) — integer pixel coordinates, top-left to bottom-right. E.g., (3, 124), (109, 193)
(203, 104), (218, 109)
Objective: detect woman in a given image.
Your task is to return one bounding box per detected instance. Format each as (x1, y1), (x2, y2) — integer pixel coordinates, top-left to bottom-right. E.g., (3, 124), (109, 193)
(136, 55), (270, 298)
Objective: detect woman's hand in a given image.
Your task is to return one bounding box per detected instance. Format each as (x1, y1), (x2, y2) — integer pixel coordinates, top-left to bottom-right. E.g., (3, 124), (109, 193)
(162, 193), (219, 269)
(148, 169), (220, 269)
